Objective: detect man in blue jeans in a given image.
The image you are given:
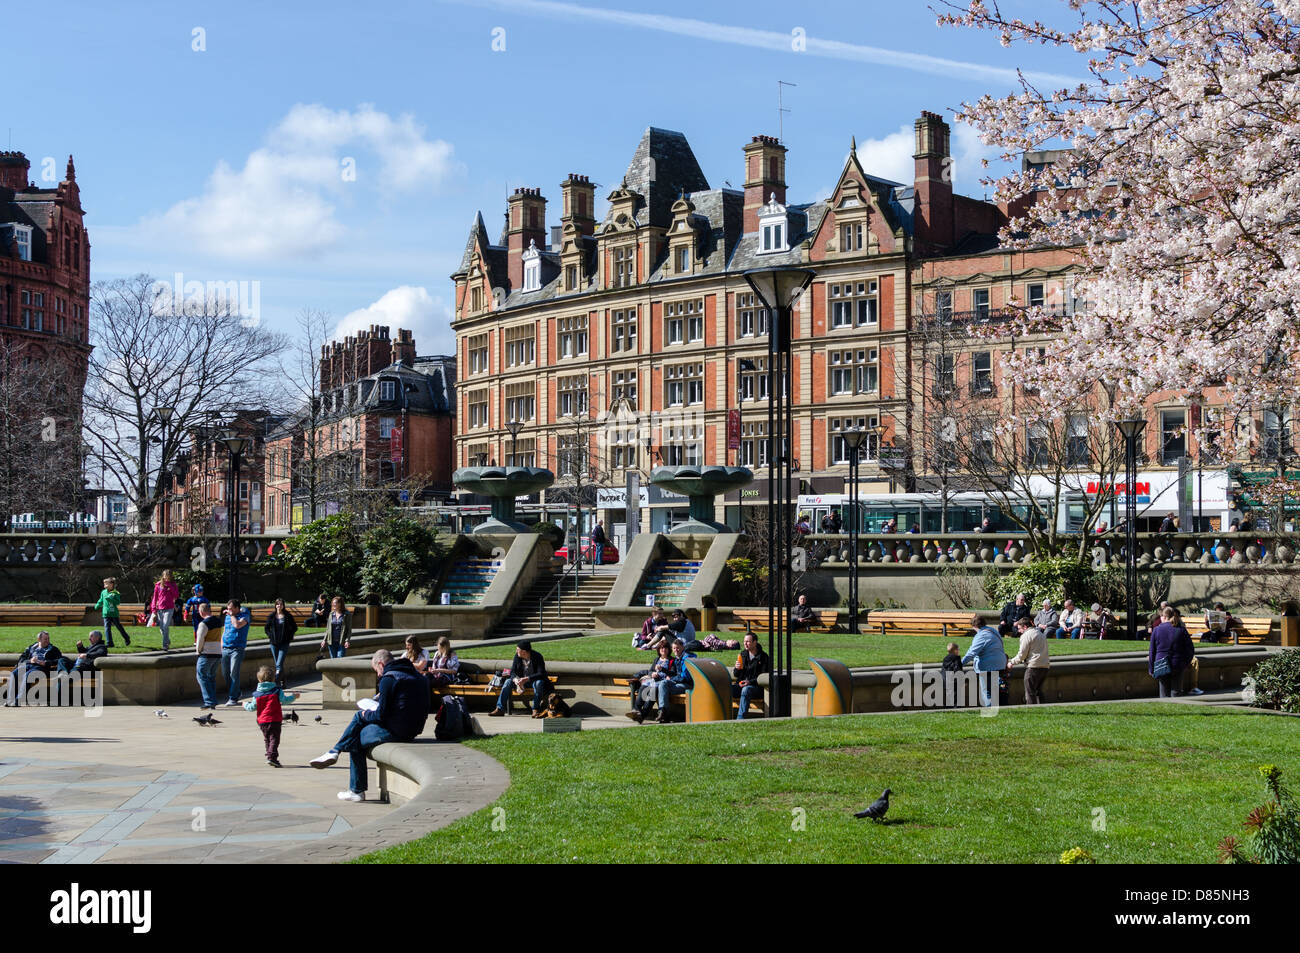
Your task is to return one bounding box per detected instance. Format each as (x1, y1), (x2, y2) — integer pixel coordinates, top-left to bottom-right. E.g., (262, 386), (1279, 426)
(220, 599), (251, 707)
(590, 521), (607, 566)
(654, 639), (695, 723)
(488, 641), (551, 717)
(731, 632), (770, 719)
(193, 603), (223, 710)
(310, 649), (430, 801)
(961, 613), (1008, 709)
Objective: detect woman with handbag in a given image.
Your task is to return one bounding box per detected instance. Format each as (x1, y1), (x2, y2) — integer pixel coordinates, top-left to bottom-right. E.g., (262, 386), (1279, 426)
(148, 569), (181, 651)
(1148, 606), (1194, 697)
(264, 598), (298, 688)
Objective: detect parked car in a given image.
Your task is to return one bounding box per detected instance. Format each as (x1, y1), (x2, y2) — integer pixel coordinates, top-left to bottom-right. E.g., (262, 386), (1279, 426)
(554, 536), (619, 565)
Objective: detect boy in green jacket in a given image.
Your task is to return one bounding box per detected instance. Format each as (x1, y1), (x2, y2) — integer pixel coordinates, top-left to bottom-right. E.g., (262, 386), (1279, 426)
(95, 576), (131, 648)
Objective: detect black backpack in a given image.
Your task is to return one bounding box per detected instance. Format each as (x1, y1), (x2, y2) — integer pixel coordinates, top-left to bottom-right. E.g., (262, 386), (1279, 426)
(435, 695), (469, 741)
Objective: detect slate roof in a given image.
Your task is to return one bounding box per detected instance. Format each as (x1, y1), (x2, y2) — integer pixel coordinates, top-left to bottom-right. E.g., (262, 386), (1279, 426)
(610, 127), (711, 229)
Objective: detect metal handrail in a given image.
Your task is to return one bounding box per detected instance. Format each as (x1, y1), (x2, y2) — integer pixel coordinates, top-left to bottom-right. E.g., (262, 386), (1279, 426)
(538, 557), (582, 634)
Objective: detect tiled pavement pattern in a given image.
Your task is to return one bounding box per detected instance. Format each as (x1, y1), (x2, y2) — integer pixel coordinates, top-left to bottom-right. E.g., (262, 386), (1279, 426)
(0, 680), (509, 864)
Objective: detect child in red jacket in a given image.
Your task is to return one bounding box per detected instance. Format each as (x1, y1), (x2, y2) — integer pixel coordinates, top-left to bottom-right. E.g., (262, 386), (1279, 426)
(244, 665), (298, 767)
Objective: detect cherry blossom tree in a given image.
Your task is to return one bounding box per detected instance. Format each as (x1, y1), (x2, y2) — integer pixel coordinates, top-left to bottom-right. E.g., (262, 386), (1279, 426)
(938, 0), (1300, 450)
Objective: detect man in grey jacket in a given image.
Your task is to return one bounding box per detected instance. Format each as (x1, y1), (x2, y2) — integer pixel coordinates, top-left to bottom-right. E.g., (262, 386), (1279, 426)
(1033, 599), (1059, 636)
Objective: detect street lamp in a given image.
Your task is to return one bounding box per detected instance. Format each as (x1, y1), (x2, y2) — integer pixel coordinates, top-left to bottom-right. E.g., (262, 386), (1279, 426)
(1114, 417), (1147, 640)
(743, 266), (815, 719)
(221, 432), (252, 601)
(505, 417), (524, 467)
(843, 427), (871, 634)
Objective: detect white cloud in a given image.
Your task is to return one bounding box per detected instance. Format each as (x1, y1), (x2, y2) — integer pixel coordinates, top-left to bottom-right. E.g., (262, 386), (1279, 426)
(138, 104), (459, 261)
(333, 285), (454, 355)
(853, 124), (916, 186)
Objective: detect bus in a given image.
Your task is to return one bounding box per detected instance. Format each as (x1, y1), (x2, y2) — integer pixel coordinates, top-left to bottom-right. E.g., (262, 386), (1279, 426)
(795, 491), (1086, 535)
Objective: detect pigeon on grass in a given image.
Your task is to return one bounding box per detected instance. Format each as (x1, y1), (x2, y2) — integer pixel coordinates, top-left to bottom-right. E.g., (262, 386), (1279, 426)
(854, 788), (891, 821)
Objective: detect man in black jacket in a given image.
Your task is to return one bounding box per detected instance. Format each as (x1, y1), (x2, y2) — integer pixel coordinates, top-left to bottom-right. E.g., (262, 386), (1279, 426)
(310, 649), (430, 801)
(488, 641), (551, 718)
(731, 633), (771, 720)
(998, 593), (1031, 636)
(72, 630), (108, 672)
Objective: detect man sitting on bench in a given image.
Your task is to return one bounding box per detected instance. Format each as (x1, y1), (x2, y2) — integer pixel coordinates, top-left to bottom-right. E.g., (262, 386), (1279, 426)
(789, 594), (815, 633)
(1201, 603), (1238, 643)
(732, 633), (770, 720)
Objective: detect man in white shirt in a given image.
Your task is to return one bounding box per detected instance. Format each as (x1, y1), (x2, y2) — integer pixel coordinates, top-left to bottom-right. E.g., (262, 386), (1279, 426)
(1008, 617), (1050, 704)
(1055, 599), (1084, 639)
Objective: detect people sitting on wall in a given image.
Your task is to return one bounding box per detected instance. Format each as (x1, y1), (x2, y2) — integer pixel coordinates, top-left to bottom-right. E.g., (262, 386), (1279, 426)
(10, 631), (71, 700)
(427, 636), (461, 689)
(789, 594), (815, 632)
(72, 630), (108, 672)
(998, 593), (1032, 637)
(647, 608), (695, 653)
(625, 640), (675, 723)
(634, 607), (668, 650)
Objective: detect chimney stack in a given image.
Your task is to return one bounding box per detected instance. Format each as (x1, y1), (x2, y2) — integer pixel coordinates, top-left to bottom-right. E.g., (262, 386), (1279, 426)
(742, 136), (787, 234)
(0, 152), (30, 191)
(393, 328), (416, 366)
(913, 111), (954, 252)
(560, 174), (596, 238)
(506, 187), (547, 291)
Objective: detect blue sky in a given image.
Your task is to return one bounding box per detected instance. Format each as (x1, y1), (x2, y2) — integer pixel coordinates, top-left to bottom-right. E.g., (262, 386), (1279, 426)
(5, 0), (1085, 354)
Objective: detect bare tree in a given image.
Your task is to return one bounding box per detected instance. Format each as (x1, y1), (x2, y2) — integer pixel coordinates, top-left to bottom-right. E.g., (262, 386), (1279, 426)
(83, 274), (286, 532)
(0, 336), (82, 525)
(275, 309), (332, 523)
(910, 311), (1126, 558)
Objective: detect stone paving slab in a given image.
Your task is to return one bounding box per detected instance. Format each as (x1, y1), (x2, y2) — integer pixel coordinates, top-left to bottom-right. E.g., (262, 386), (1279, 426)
(0, 677), (510, 864)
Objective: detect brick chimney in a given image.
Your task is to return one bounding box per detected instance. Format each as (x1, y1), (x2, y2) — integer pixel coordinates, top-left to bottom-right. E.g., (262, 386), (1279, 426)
(393, 327), (416, 366)
(742, 135), (787, 234)
(560, 174), (596, 237)
(506, 187), (547, 291)
(0, 151), (30, 191)
(913, 111), (954, 252)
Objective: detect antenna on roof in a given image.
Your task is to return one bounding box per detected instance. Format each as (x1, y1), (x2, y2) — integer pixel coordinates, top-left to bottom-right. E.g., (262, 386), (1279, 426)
(778, 80), (796, 143)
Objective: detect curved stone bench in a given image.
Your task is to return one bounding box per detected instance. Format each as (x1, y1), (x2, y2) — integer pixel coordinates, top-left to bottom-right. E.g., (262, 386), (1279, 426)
(808, 657), (853, 716)
(263, 737), (509, 864)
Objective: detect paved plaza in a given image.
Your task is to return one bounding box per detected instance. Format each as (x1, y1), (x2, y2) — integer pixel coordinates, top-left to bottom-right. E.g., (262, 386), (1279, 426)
(0, 678), (528, 864)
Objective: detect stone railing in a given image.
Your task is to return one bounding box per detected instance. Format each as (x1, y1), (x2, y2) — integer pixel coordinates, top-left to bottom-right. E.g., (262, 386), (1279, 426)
(799, 532), (1300, 568)
(0, 533), (288, 566)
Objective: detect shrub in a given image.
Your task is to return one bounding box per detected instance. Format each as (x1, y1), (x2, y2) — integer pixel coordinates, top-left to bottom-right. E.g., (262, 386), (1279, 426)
(1217, 765), (1300, 864)
(274, 514), (365, 600)
(1059, 847), (1095, 864)
(530, 521), (565, 548)
(1244, 649), (1300, 714)
(935, 564), (981, 609)
(725, 557), (766, 605)
(359, 515), (446, 604)
(985, 557), (1095, 608)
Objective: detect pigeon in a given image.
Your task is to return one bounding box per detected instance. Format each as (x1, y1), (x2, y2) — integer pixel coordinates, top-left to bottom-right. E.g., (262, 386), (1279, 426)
(153, 709), (168, 718)
(854, 788), (891, 821)
(192, 713), (221, 726)
(314, 715), (323, 723)
(283, 710), (299, 724)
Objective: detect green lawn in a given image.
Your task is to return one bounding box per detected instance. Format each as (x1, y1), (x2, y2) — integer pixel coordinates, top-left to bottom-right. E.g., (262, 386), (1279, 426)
(359, 704), (1294, 864)
(457, 631), (1160, 669)
(0, 626), (326, 654)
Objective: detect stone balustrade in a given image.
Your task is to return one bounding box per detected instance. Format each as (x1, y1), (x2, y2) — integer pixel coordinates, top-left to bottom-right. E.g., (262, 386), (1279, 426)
(0, 533), (287, 566)
(799, 532), (1300, 568)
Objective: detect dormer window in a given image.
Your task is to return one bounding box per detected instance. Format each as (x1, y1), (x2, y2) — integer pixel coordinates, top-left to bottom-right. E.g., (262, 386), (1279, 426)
(522, 239), (541, 292)
(2, 224), (32, 262)
(380, 379), (396, 401)
(757, 193), (788, 254)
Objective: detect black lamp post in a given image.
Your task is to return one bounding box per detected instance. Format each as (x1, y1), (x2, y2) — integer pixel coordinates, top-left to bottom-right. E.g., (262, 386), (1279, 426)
(744, 266), (814, 718)
(221, 432), (251, 600)
(506, 417), (524, 467)
(1114, 417), (1147, 640)
(843, 426), (869, 634)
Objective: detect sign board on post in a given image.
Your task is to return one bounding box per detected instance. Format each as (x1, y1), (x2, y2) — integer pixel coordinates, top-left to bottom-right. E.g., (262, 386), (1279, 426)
(727, 409), (741, 451)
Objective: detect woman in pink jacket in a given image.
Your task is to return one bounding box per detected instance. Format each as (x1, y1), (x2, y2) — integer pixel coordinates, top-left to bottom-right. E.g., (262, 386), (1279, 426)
(148, 569), (181, 650)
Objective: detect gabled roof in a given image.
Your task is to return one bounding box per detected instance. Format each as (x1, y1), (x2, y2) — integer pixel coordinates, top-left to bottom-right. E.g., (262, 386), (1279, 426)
(454, 211), (492, 277)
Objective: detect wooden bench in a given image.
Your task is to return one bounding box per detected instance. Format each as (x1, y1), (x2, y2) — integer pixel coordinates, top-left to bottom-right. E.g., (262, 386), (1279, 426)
(730, 608), (838, 634)
(866, 610), (978, 638)
(0, 606), (87, 626)
(1184, 616), (1273, 645)
(437, 672), (561, 712)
